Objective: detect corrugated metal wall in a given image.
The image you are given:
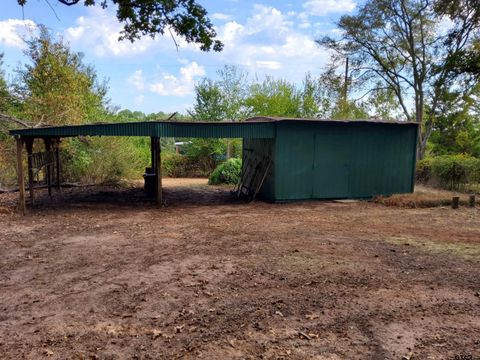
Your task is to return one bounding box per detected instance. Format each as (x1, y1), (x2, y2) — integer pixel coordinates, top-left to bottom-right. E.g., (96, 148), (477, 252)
(273, 121), (417, 201)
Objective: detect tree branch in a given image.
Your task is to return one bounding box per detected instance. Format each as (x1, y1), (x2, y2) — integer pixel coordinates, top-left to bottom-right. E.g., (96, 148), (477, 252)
(0, 113), (30, 128)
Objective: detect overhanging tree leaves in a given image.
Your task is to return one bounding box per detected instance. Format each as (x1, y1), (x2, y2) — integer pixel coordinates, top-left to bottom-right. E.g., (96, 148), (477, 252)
(17, 0), (223, 51)
(318, 0), (480, 159)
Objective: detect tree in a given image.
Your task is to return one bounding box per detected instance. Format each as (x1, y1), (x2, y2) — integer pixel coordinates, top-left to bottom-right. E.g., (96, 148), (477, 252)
(319, 0), (480, 158)
(300, 73), (322, 118)
(190, 79), (225, 121)
(313, 65), (370, 120)
(433, 0), (480, 77)
(246, 77), (302, 118)
(189, 65), (249, 158)
(17, 0), (223, 52)
(429, 83), (480, 156)
(14, 26), (107, 125)
(216, 65), (249, 121)
(0, 54), (10, 114)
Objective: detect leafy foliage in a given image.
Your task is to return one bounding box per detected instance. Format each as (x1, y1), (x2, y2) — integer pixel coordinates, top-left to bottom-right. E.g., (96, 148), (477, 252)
(428, 85), (480, 157)
(61, 136), (149, 183)
(190, 65), (249, 121)
(417, 155), (480, 191)
(16, 0), (223, 52)
(0, 54), (11, 115)
(208, 158), (242, 185)
(15, 26), (107, 125)
(188, 65), (249, 162)
(318, 0), (480, 158)
(246, 77), (302, 118)
(183, 138), (226, 173)
(190, 79), (225, 121)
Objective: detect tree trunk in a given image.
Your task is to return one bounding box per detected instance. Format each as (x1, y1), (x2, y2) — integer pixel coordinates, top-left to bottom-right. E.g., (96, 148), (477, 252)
(417, 134), (425, 160)
(226, 140), (232, 159)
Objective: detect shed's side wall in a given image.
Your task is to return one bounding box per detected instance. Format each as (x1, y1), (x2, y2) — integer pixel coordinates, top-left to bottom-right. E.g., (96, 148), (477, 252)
(243, 138), (276, 200)
(274, 122), (417, 201)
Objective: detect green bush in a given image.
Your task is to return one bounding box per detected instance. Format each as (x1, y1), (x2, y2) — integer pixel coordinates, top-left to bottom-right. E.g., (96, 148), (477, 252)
(208, 158), (242, 185)
(162, 153), (188, 177)
(416, 154), (480, 192)
(61, 136), (149, 184)
(162, 153), (213, 178)
(416, 158), (433, 183)
(183, 138), (225, 173)
(431, 155), (468, 189)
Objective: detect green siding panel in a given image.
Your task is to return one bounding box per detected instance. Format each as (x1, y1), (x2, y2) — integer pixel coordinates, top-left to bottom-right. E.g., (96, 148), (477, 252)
(312, 127), (350, 198)
(273, 121), (417, 201)
(274, 125), (314, 200)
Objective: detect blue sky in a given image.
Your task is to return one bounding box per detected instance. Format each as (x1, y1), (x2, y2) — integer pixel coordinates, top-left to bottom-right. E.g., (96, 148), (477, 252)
(0, 0), (358, 114)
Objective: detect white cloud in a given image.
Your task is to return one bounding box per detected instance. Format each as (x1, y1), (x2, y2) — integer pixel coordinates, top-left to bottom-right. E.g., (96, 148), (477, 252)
(146, 61), (206, 97)
(128, 70), (145, 91)
(217, 21), (245, 45)
(64, 7), (194, 57)
(0, 19), (36, 48)
(211, 13), (232, 21)
(245, 4), (293, 36)
(256, 61), (282, 70)
(214, 4), (331, 79)
(303, 0), (356, 16)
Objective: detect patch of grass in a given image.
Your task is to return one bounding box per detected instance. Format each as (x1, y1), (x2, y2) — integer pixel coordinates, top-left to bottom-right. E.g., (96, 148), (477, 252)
(374, 185), (480, 208)
(277, 253), (353, 274)
(387, 236), (480, 261)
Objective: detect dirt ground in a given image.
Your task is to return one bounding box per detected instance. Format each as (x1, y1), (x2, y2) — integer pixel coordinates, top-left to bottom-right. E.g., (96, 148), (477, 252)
(0, 179), (479, 360)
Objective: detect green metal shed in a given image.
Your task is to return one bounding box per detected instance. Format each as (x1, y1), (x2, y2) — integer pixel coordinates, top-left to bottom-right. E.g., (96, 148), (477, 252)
(243, 117), (418, 201)
(10, 117), (418, 212)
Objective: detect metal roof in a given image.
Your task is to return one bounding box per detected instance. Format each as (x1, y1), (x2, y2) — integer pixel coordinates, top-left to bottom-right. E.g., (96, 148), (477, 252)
(9, 117), (418, 139)
(245, 116), (419, 125)
(9, 120), (276, 138)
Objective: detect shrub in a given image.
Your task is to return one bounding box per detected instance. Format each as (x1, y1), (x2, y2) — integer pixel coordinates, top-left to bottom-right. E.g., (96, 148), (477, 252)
(162, 153), (213, 178)
(416, 155), (480, 192)
(416, 158), (433, 183)
(208, 158), (242, 185)
(183, 138), (225, 173)
(61, 136), (149, 184)
(162, 153), (189, 177)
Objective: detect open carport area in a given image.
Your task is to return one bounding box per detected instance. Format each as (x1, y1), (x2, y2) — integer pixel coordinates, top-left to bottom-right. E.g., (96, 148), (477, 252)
(0, 182), (479, 359)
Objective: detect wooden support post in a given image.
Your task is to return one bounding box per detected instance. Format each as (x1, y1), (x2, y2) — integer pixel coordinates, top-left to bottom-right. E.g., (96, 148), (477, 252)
(55, 139), (61, 190)
(44, 138), (52, 197)
(25, 138), (34, 206)
(452, 196), (459, 209)
(16, 137), (26, 215)
(150, 136), (156, 171)
(469, 194), (476, 208)
(153, 137), (163, 206)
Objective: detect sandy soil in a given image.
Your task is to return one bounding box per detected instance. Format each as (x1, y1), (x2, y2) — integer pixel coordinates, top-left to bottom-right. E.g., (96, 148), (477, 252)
(0, 179), (479, 359)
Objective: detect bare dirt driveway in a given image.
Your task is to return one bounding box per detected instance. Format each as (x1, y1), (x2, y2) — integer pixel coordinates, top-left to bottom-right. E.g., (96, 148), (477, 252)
(0, 179), (479, 359)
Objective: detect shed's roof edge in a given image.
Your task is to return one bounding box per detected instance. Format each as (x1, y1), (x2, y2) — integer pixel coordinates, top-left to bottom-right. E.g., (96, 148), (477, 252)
(245, 116), (419, 125)
(9, 117), (418, 136)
